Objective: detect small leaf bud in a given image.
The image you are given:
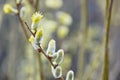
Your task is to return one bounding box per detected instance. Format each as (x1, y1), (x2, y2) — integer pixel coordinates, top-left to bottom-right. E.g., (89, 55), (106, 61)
(3, 4), (18, 14)
(54, 49), (64, 64)
(35, 28), (43, 43)
(51, 66), (62, 78)
(20, 7), (26, 20)
(66, 70), (74, 80)
(46, 39), (56, 56)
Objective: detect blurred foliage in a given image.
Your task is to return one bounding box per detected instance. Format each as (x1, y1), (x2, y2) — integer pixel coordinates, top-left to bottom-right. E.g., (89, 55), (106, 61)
(0, 0), (120, 80)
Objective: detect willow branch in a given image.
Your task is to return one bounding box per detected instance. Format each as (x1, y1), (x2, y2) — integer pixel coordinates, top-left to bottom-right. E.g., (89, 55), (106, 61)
(24, 22), (35, 37)
(15, 1), (63, 80)
(102, 0), (113, 80)
(106, 0), (109, 13)
(37, 45), (63, 80)
(16, 2), (29, 39)
(24, 22), (63, 79)
(28, 0), (40, 12)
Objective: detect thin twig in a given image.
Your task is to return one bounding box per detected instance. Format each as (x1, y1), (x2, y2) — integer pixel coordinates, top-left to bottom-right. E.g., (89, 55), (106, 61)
(24, 22), (35, 37)
(106, 0), (109, 13)
(28, 0), (39, 12)
(35, 0), (39, 11)
(102, 0), (114, 80)
(37, 45), (63, 80)
(28, 0), (35, 8)
(38, 45), (58, 69)
(16, 2), (29, 39)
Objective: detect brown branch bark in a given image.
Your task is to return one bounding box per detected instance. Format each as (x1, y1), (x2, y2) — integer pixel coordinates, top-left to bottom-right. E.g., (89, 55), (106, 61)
(16, 2), (29, 39)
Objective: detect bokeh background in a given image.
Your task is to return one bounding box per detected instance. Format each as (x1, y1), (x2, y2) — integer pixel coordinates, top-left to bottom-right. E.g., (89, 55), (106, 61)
(0, 0), (120, 80)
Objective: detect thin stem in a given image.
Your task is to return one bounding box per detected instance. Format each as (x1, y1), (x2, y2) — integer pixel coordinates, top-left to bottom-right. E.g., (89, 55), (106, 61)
(76, 0), (88, 79)
(28, 0), (35, 8)
(37, 45), (63, 80)
(38, 45), (58, 68)
(16, 2), (29, 39)
(35, 0), (39, 11)
(36, 52), (44, 80)
(102, 0), (113, 80)
(106, 0), (109, 13)
(17, 14), (29, 39)
(28, 0), (40, 12)
(24, 22), (35, 37)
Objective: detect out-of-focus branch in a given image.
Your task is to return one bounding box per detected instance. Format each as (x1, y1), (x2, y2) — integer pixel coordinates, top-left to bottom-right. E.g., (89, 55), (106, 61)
(106, 0), (109, 13)
(76, 0), (88, 79)
(28, 0), (40, 12)
(102, 0), (114, 80)
(35, 0), (39, 11)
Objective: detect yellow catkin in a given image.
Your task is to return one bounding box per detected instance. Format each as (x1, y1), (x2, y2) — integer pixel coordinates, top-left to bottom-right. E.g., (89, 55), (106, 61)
(29, 35), (34, 43)
(3, 4), (12, 14)
(31, 12), (43, 23)
(35, 29), (43, 39)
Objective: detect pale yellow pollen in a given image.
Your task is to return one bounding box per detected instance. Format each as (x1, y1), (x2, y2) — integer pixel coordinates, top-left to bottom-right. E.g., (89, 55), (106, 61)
(3, 4), (12, 14)
(31, 12), (43, 23)
(35, 29), (43, 39)
(29, 35), (34, 43)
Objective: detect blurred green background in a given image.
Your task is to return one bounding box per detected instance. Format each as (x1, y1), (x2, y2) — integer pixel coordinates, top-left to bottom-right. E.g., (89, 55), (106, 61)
(0, 0), (120, 80)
